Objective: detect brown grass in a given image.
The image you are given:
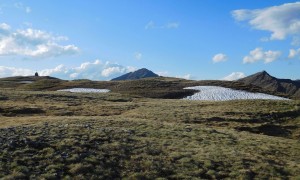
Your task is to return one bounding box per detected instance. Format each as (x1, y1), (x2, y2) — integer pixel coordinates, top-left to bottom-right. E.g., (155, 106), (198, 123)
(0, 88), (299, 179)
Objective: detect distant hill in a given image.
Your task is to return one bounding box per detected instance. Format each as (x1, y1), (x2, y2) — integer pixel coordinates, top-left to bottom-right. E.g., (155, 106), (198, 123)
(0, 76), (64, 90)
(0, 76), (60, 82)
(238, 71), (300, 99)
(111, 68), (159, 81)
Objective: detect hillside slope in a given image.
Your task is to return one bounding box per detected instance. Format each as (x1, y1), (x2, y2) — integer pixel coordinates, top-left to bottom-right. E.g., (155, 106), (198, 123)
(238, 71), (300, 99)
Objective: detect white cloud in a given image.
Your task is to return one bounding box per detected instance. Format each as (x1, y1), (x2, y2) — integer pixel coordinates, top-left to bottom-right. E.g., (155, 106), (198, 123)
(212, 53), (228, 63)
(0, 23), (79, 58)
(288, 48), (300, 59)
(134, 52), (142, 60)
(145, 21), (180, 29)
(39, 64), (68, 77)
(0, 23), (10, 31)
(232, 2), (300, 40)
(243, 48), (281, 64)
(222, 72), (246, 81)
(232, 9), (252, 21)
(101, 66), (125, 77)
(0, 66), (34, 77)
(0, 60), (136, 80)
(38, 60), (136, 80)
(14, 2), (31, 13)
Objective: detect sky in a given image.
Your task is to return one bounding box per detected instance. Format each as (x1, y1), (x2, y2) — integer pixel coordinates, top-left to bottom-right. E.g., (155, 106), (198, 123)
(0, 0), (300, 80)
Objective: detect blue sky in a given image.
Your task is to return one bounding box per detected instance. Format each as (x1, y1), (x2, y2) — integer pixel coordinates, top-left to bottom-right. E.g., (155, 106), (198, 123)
(0, 0), (299, 80)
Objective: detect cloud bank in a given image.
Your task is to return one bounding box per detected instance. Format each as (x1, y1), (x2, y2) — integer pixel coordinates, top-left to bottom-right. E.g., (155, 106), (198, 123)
(0, 60), (136, 80)
(0, 23), (79, 58)
(243, 48), (281, 64)
(232, 2), (300, 40)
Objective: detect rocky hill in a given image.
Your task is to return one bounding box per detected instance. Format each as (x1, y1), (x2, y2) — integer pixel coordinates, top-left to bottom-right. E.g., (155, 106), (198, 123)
(111, 68), (159, 81)
(238, 71), (300, 99)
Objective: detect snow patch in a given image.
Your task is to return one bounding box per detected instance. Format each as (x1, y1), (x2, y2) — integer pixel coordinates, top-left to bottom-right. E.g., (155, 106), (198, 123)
(57, 88), (110, 93)
(183, 86), (289, 101)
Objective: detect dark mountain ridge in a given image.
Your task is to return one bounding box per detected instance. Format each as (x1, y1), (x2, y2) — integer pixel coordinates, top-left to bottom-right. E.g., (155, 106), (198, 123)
(238, 71), (300, 99)
(111, 68), (159, 81)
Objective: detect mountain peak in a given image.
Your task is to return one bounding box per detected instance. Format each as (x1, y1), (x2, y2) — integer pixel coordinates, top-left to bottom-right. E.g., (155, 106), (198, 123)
(238, 71), (300, 99)
(243, 70), (274, 81)
(255, 70), (269, 76)
(259, 70), (271, 76)
(261, 70), (268, 74)
(111, 68), (159, 81)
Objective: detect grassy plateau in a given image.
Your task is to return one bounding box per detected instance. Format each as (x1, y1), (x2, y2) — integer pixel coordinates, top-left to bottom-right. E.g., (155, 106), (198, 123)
(0, 77), (299, 179)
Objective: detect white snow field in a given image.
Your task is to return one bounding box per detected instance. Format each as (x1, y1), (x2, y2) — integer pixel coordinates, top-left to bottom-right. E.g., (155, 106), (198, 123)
(183, 86), (289, 101)
(57, 88), (110, 93)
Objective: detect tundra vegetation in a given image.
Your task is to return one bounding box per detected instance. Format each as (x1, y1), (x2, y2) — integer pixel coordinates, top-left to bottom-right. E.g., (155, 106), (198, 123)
(0, 76), (299, 179)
